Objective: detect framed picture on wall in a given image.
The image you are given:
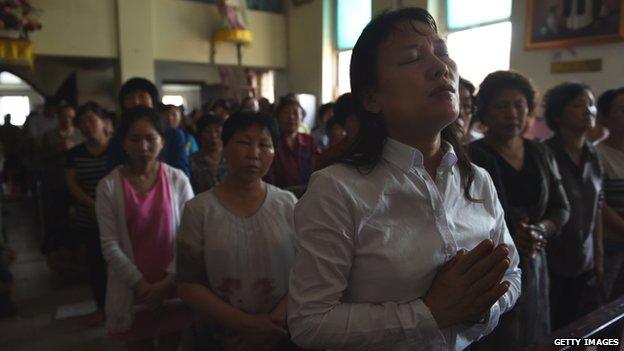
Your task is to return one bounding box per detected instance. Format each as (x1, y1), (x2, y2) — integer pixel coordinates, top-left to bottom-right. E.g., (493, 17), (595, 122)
(525, 0), (624, 49)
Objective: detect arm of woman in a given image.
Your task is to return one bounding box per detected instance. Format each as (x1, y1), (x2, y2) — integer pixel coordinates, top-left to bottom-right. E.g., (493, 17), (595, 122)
(288, 173), (449, 350)
(540, 148), (571, 237)
(95, 178), (143, 287)
(594, 207), (604, 284)
(66, 168), (96, 208)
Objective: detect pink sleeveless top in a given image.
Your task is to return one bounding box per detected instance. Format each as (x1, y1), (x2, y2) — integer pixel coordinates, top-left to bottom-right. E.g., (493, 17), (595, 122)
(122, 164), (173, 284)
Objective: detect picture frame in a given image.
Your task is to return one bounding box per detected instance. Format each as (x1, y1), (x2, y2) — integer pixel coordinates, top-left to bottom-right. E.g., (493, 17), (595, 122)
(525, 0), (624, 49)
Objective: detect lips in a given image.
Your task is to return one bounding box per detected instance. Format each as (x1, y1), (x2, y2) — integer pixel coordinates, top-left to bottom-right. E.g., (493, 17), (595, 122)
(429, 83), (456, 97)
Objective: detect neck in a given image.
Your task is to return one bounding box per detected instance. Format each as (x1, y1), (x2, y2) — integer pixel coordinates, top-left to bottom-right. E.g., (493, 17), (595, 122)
(202, 147), (221, 157)
(484, 134), (523, 151)
(60, 123), (73, 133)
(86, 133), (108, 148)
(283, 131), (298, 142)
(126, 160), (158, 176)
(558, 128), (585, 155)
(392, 132), (443, 177)
(220, 174), (264, 198)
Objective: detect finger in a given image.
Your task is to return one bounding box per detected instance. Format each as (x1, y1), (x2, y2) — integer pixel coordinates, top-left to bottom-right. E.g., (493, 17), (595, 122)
(457, 240), (494, 274)
(464, 244), (509, 283)
(469, 257), (510, 295)
(440, 249), (465, 273)
(474, 281), (510, 311)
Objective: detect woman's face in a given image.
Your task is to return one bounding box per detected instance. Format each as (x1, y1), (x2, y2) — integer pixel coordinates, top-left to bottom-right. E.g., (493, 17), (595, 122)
(365, 20), (459, 138)
(602, 93), (624, 136)
(277, 104), (302, 135)
(483, 88), (530, 141)
(559, 89), (596, 134)
(164, 108), (182, 129)
(458, 85), (473, 134)
(201, 123), (223, 151)
(122, 118), (164, 164)
(78, 111), (106, 140)
(223, 124), (275, 182)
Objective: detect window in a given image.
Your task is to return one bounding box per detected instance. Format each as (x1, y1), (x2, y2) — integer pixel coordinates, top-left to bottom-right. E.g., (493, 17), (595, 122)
(446, 0), (512, 86)
(0, 96), (30, 126)
(162, 95), (185, 107)
(336, 0), (371, 97)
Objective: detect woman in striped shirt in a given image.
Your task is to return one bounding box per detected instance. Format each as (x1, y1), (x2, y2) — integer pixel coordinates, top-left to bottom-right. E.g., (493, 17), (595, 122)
(65, 101), (112, 325)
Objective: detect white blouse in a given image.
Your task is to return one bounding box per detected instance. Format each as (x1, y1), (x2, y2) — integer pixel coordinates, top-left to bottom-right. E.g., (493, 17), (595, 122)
(288, 138), (521, 351)
(176, 184), (298, 313)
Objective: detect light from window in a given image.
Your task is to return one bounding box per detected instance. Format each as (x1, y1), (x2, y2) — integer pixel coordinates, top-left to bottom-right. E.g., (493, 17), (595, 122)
(0, 96), (30, 126)
(447, 0), (512, 30)
(0, 72), (25, 85)
(337, 50), (352, 96)
(447, 21), (512, 87)
(162, 95), (185, 107)
(336, 0), (371, 50)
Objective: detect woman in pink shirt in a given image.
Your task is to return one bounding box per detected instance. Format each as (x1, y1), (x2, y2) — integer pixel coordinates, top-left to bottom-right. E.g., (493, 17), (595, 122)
(96, 106), (194, 351)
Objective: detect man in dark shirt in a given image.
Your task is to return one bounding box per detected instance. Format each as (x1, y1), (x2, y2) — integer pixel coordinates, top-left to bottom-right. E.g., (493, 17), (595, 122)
(107, 77), (189, 175)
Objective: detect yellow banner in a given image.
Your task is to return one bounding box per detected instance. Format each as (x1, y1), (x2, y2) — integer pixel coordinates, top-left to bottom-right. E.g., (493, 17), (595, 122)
(212, 29), (254, 45)
(0, 38), (33, 66)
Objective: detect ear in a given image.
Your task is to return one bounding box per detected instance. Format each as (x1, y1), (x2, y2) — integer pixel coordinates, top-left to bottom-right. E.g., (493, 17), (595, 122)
(362, 90), (382, 114)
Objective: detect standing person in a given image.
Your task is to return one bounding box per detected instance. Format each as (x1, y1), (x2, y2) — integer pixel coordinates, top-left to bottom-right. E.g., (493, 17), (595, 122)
(65, 102), (112, 326)
(457, 78), (482, 143)
(596, 86), (624, 301)
(288, 8), (521, 350)
(314, 93), (360, 170)
(543, 82), (604, 329)
(189, 114), (228, 194)
(470, 71), (570, 348)
(264, 97), (317, 192)
(96, 106), (194, 351)
(108, 77), (189, 176)
(177, 111), (298, 350)
(40, 101), (86, 268)
(160, 104), (199, 156)
(311, 102), (335, 151)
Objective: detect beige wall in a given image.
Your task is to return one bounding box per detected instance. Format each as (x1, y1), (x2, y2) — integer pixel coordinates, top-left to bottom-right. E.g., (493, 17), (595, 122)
(29, 0), (287, 72)
(30, 0), (118, 58)
(510, 0), (624, 96)
(151, 0), (287, 68)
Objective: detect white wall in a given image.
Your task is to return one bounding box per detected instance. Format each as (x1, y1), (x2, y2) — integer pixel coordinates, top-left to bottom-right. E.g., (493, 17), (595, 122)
(510, 0), (624, 96)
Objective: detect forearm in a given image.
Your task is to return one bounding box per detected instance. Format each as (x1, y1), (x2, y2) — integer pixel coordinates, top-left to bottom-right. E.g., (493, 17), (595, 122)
(288, 297), (444, 350)
(68, 183), (95, 207)
(594, 209), (604, 266)
(177, 282), (253, 331)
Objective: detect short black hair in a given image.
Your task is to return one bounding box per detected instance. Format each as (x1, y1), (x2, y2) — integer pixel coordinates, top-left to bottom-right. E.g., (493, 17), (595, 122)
(543, 82), (593, 131)
(211, 99), (232, 112)
(196, 113), (225, 135)
(459, 77), (476, 96)
(274, 95), (306, 119)
(221, 111), (280, 147)
(316, 102), (335, 126)
(118, 106), (166, 141)
(118, 77), (159, 110)
(476, 71), (536, 122)
(597, 86), (624, 117)
(333, 93), (355, 127)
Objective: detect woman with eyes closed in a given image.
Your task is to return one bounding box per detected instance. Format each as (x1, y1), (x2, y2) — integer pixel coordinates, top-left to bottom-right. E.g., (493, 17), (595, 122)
(176, 111), (299, 351)
(470, 71), (570, 348)
(96, 106), (194, 351)
(287, 8), (521, 351)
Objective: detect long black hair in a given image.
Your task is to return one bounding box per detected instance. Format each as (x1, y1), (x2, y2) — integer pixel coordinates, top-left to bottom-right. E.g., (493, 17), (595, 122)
(343, 7), (479, 202)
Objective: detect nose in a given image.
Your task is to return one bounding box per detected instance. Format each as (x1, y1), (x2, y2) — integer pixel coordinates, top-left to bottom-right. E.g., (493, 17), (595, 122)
(246, 144), (260, 159)
(427, 54), (450, 81)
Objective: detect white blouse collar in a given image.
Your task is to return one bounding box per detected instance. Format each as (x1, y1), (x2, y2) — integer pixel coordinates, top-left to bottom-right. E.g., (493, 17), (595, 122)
(383, 137), (458, 174)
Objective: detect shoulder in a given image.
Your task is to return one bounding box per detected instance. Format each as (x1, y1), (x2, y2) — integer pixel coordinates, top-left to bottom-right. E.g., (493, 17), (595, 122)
(163, 163), (190, 183)
(97, 167), (119, 193)
(184, 189), (216, 212)
(268, 184), (298, 208)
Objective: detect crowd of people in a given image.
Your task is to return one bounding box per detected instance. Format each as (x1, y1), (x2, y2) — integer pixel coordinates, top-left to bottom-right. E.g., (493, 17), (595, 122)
(0, 6), (623, 351)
